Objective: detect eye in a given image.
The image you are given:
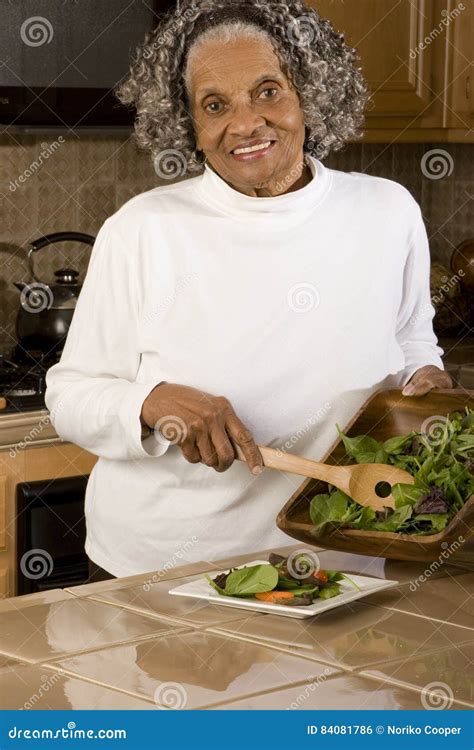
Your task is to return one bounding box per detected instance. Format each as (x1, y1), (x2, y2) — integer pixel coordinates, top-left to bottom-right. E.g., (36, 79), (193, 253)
(258, 87), (278, 100)
(204, 101), (224, 114)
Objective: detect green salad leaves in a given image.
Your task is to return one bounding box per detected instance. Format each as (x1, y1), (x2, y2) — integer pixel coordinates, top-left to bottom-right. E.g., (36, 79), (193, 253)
(206, 553), (359, 606)
(310, 408), (474, 536)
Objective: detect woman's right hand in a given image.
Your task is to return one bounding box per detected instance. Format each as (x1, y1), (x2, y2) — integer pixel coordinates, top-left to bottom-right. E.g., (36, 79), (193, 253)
(140, 382), (264, 475)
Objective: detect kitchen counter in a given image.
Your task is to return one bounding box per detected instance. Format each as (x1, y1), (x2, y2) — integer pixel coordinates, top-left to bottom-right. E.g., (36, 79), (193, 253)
(0, 544), (472, 710)
(0, 409), (58, 450)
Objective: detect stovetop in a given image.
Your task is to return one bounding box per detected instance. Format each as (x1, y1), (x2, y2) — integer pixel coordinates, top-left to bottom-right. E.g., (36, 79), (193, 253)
(0, 346), (60, 415)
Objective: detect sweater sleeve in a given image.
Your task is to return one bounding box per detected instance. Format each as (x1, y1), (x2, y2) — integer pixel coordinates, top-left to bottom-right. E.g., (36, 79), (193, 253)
(45, 218), (171, 460)
(395, 206), (445, 387)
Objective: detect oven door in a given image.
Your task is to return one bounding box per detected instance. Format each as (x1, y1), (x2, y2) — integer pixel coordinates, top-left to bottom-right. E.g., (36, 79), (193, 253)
(16, 475), (89, 595)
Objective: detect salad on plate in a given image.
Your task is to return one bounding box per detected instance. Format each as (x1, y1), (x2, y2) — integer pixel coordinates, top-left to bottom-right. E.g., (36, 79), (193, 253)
(206, 551), (360, 607)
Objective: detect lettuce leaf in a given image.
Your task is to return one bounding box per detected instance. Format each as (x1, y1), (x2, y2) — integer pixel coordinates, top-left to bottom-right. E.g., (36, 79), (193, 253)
(309, 490), (358, 535)
(370, 504), (413, 532)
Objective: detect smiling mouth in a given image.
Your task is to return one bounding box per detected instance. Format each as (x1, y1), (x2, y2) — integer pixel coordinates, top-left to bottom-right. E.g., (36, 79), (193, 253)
(231, 140), (275, 155)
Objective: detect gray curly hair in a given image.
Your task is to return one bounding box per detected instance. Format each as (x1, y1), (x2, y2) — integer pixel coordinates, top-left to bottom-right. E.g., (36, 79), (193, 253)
(116, 0), (369, 175)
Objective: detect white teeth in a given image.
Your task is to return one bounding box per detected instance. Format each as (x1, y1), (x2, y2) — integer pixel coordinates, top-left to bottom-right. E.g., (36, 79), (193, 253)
(233, 141), (272, 155)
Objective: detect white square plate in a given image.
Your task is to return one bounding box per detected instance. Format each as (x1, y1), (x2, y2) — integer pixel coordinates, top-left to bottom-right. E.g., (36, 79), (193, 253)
(169, 560), (399, 619)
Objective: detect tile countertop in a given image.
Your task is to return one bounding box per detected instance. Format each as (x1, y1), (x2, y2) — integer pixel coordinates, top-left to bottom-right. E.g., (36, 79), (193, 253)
(0, 544), (472, 711)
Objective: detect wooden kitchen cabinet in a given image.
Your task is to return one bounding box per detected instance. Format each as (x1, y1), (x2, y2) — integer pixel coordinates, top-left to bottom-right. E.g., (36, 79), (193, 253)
(308, 0), (474, 141)
(445, 0), (474, 129)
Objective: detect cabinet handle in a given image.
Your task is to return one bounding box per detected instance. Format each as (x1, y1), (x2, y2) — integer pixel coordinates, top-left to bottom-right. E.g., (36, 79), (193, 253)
(467, 76), (471, 101)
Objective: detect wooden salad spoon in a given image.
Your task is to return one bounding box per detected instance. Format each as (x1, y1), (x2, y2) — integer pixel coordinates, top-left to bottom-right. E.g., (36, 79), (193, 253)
(232, 442), (415, 511)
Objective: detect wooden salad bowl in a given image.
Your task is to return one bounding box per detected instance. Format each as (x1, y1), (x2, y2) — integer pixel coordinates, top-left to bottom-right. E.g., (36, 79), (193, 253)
(276, 389), (474, 564)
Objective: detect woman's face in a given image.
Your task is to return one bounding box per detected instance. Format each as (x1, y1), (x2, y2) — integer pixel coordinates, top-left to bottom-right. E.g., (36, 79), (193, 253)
(187, 34), (306, 195)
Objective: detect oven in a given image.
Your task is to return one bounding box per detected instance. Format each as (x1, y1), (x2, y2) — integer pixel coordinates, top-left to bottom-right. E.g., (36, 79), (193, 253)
(16, 475), (89, 595)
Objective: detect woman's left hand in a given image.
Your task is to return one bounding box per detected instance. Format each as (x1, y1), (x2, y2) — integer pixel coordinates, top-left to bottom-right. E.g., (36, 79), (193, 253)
(402, 365), (454, 397)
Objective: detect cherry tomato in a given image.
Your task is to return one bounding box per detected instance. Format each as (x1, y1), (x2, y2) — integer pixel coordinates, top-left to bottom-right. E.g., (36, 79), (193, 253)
(313, 570), (328, 584)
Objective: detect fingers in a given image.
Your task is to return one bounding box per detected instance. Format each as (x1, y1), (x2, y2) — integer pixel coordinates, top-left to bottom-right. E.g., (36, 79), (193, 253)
(179, 414), (241, 473)
(402, 379), (434, 397)
(225, 409), (264, 475)
(167, 390), (262, 476)
(209, 422), (237, 472)
(180, 434), (201, 464)
(196, 431), (218, 468)
(402, 367), (454, 397)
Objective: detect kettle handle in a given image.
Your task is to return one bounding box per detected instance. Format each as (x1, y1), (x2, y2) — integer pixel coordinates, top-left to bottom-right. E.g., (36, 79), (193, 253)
(27, 232), (96, 282)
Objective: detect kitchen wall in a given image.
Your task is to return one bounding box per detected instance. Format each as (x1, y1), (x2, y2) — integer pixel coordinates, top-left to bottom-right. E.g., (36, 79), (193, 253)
(0, 133), (472, 350)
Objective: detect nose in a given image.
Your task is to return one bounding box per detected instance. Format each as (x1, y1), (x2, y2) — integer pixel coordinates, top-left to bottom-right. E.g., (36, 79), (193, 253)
(227, 95), (266, 136)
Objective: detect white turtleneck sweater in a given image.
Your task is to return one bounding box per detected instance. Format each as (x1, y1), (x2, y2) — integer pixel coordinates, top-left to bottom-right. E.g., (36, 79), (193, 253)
(45, 157), (444, 577)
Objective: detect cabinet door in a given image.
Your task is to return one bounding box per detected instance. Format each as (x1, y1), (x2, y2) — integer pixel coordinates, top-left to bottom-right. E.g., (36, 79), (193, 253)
(309, 0), (444, 125)
(0, 567), (8, 598)
(0, 476), (5, 550)
(445, 0), (474, 128)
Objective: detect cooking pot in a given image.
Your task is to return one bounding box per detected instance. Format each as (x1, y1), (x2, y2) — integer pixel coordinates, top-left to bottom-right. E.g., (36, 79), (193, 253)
(14, 231), (95, 357)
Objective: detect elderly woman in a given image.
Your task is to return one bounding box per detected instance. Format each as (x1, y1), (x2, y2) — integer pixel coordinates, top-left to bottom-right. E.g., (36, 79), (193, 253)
(45, 0), (452, 579)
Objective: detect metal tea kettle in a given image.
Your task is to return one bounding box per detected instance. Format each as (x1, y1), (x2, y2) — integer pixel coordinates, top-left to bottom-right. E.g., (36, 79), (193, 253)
(14, 231), (95, 357)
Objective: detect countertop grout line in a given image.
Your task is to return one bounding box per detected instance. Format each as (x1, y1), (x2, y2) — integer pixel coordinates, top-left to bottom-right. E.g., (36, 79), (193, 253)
(362, 599), (474, 632)
(200, 626), (363, 674)
(357, 670), (474, 710)
(3, 626), (194, 668)
(201, 622), (473, 676)
(189, 667), (473, 712)
(77, 591), (265, 631)
(0, 650), (38, 668)
(38, 656), (346, 711)
(71, 597), (252, 632)
(8, 625), (353, 707)
(182, 670), (347, 712)
(37, 661), (161, 706)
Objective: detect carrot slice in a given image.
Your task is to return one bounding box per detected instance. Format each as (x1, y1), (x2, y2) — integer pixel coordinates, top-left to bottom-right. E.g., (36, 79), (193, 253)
(255, 591), (295, 603)
(313, 570), (328, 584)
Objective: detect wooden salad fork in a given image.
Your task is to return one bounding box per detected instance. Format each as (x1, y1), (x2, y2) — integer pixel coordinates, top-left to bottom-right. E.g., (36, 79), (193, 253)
(232, 443), (415, 511)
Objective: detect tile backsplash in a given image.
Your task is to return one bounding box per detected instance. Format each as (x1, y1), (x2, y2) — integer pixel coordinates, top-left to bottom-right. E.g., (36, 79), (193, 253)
(0, 133), (472, 350)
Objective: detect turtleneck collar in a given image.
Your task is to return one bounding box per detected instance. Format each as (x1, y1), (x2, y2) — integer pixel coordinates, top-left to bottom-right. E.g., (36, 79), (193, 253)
(195, 155), (332, 219)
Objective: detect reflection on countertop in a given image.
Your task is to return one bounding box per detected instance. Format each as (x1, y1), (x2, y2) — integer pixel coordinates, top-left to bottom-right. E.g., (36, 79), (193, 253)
(0, 544), (472, 710)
